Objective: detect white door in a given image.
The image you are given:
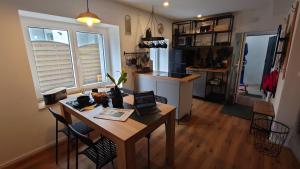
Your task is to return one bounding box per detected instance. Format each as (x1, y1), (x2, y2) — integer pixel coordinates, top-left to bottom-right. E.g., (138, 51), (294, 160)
(227, 33), (246, 104)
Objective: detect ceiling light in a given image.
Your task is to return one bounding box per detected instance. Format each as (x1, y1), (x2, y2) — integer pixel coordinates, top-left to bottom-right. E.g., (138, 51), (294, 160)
(197, 14), (202, 18)
(163, 1), (169, 7)
(76, 0), (101, 27)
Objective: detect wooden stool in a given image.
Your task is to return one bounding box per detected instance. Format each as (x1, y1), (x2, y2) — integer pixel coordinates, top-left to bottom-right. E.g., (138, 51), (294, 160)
(249, 100), (275, 134)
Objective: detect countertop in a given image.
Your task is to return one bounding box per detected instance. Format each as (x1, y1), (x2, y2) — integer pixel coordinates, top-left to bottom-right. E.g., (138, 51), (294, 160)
(135, 71), (200, 82)
(186, 66), (229, 73)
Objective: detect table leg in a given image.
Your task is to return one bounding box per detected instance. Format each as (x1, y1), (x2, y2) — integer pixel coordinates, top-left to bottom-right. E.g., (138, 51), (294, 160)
(165, 110), (175, 167)
(116, 140), (136, 169)
(60, 104), (72, 123)
(249, 112), (255, 134)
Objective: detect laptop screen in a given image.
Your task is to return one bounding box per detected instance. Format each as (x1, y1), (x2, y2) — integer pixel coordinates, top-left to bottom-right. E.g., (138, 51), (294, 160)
(134, 91), (156, 109)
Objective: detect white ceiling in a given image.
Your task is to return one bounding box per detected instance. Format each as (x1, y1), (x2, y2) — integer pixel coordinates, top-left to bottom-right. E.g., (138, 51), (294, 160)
(115, 0), (273, 20)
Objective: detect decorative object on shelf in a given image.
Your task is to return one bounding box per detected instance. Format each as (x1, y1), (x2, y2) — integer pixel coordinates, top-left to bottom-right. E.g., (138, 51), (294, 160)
(177, 37), (186, 46)
(76, 0), (101, 27)
(106, 70), (128, 108)
(125, 15), (132, 35)
(158, 23), (164, 34)
(146, 28), (152, 38)
(138, 6), (167, 48)
(200, 25), (211, 33)
(208, 78), (221, 86)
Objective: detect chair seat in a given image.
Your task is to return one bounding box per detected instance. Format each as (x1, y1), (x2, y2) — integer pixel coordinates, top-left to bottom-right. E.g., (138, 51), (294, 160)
(60, 121), (94, 137)
(81, 137), (117, 168)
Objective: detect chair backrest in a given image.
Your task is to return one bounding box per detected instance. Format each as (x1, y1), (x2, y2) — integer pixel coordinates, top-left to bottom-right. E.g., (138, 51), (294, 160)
(155, 95), (168, 104)
(48, 108), (68, 126)
(68, 124), (94, 147)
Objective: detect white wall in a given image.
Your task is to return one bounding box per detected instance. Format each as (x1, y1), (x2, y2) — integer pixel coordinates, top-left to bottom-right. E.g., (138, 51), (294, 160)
(271, 0), (300, 161)
(0, 0), (172, 166)
(244, 35), (273, 85)
(234, 0), (293, 34)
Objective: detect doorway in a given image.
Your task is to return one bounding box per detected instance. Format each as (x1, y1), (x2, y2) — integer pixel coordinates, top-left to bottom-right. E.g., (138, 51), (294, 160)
(236, 33), (276, 106)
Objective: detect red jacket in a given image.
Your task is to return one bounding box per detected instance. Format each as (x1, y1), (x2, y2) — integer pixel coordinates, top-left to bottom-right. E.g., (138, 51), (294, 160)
(262, 70), (279, 96)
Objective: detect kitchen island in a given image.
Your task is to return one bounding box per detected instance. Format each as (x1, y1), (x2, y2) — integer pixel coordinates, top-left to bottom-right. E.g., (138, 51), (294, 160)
(134, 71), (200, 120)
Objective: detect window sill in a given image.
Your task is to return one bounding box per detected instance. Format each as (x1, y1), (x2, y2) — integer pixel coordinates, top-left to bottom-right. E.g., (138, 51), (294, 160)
(37, 87), (113, 110)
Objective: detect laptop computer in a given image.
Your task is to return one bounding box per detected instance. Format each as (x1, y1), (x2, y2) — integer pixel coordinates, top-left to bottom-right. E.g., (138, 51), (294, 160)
(133, 91), (161, 116)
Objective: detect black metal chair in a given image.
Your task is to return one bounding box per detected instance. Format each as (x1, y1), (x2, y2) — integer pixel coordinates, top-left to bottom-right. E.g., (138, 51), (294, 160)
(121, 87), (135, 95)
(146, 95), (168, 169)
(68, 124), (117, 169)
(154, 95), (168, 105)
(48, 108), (94, 169)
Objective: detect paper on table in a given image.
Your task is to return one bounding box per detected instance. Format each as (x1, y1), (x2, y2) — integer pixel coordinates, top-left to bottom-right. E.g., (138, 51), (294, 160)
(94, 107), (135, 121)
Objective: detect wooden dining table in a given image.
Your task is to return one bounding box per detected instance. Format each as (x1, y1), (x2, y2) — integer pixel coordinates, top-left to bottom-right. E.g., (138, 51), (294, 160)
(59, 95), (176, 169)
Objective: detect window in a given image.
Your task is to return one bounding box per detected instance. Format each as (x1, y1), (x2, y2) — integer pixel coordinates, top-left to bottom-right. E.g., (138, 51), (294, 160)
(150, 39), (169, 72)
(25, 22), (109, 99)
(28, 27), (76, 93)
(20, 11), (122, 101)
(76, 32), (106, 85)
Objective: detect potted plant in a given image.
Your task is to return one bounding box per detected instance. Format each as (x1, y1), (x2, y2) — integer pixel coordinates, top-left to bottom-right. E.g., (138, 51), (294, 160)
(106, 70), (128, 108)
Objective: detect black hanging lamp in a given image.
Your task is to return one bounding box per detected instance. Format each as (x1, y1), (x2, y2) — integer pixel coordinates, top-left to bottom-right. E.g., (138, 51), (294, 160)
(139, 6), (167, 49)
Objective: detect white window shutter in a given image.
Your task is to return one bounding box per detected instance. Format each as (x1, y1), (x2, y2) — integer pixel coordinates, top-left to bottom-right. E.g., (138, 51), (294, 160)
(31, 41), (75, 93)
(78, 44), (103, 85)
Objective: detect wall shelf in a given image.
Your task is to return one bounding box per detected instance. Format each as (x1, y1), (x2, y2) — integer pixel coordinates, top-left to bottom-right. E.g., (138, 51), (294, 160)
(172, 13), (234, 48)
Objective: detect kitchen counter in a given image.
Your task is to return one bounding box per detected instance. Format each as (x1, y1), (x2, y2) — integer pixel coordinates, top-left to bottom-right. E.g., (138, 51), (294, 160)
(134, 71), (200, 120)
(186, 67), (229, 73)
(135, 71), (200, 83)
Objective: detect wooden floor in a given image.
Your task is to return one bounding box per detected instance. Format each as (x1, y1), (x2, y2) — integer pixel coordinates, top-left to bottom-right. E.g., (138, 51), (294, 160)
(5, 99), (300, 169)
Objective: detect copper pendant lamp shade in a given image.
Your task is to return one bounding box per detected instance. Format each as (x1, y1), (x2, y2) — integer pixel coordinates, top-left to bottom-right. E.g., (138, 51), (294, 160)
(76, 0), (101, 26)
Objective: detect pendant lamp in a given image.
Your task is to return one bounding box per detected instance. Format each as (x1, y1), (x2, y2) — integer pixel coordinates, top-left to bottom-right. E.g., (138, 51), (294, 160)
(138, 6), (167, 49)
(76, 0), (101, 27)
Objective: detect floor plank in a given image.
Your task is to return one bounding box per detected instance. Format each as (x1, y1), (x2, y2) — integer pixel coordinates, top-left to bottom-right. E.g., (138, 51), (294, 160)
(4, 99), (300, 169)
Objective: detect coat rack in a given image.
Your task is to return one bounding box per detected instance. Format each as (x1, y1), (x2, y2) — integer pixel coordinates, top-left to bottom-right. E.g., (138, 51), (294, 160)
(272, 25), (288, 70)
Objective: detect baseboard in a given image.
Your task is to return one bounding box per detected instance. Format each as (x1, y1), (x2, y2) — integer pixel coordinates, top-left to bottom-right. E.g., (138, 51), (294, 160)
(0, 137), (66, 169)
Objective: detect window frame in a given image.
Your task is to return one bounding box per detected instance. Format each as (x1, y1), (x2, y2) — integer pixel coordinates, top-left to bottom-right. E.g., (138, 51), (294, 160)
(150, 39), (169, 72)
(72, 31), (107, 87)
(21, 17), (110, 100)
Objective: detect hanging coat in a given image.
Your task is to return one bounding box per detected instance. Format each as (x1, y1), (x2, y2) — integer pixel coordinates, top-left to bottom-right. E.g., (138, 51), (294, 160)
(262, 70), (279, 97)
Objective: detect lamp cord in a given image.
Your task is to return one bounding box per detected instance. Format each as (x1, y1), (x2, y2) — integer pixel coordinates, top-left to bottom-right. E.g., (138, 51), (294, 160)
(87, 0), (90, 12)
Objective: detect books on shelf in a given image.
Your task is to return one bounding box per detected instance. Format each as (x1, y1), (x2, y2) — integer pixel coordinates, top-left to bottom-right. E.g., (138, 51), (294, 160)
(94, 107), (135, 122)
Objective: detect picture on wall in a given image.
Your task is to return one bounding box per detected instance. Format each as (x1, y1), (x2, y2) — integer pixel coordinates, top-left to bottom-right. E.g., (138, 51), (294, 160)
(125, 15), (131, 35)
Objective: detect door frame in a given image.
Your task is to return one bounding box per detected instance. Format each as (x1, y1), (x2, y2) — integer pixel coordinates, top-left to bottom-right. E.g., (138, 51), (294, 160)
(234, 31), (277, 105)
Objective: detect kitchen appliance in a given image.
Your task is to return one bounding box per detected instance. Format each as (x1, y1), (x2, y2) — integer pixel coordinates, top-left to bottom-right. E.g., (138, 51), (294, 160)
(169, 49), (194, 73)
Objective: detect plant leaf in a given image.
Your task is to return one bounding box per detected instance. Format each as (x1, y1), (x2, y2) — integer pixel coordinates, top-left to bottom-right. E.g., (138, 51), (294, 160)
(106, 73), (116, 85)
(117, 70), (128, 85)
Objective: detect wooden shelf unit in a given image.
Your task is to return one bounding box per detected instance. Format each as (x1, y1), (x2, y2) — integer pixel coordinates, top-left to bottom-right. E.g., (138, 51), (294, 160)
(172, 14), (234, 48)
